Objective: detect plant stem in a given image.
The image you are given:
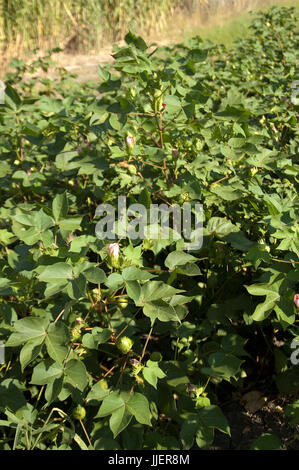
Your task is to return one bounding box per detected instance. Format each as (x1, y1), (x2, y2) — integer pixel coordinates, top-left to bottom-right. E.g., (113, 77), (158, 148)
(80, 419), (92, 448)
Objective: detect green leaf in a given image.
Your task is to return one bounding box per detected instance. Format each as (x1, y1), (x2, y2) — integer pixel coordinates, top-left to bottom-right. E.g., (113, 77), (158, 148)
(199, 405), (230, 435)
(44, 281), (69, 299)
(165, 251), (198, 270)
(125, 280), (141, 303)
(180, 414), (198, 449)
(284, 400), (299, 425)
(66, 274), (87, 300)
(86, 382), (110, 405)
(20, 338), (44, 372)
(5, 84), (22, 109)
(59, 216), (82, 231)
(44, 376), (64, 405)
(163, 361), (189, 387)
(97, 65), (110, 81)
(63, 359), (88, 392)
(110, 406), (133, 438)
(223, 232), (255, 252)
(45, 322), (70, 364)
(251, 433), (282, 450)
(39, 263), (73, 282)
(180, 412), (215, 449)
(23, 122), (41, 136)
(73, 433), (90, 450)
(52, 192), (69, 222)
(201, 351), (243, 381)
(163, 95), (181, 114)
(127, 393), (151, 426)
(123, 245), (143, 267)
(210, 185), (243, 201)
(94, 438), (121, 450)
(137, 281), (184, 304)
(246, 274), (284, 321)
(96, 393), (125, 418)
(82, 327), (111, 349)
(6, 317), (50, 347)
(143, 361), (166, 389)
(34, 210), (54, 231)
(143, 300), (182, 324)
(105, 273), (124, 291)
(83, 267), (107, 284)
(251, 293), (278, 321)
(125, 31), (148, 51)
(0, 379), (27, 412)
(195, 424), (215, 449)
(122, 266), (155, 281)
(31, 360), (63, 385)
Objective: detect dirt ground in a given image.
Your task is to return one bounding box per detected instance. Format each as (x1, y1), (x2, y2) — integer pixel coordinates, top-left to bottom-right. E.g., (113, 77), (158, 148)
(209, 395), (299, 450)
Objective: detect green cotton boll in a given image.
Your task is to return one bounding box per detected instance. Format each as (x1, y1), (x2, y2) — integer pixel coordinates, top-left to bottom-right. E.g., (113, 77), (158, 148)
(116, 336), (134, 354)
(72, 405), (86, 420)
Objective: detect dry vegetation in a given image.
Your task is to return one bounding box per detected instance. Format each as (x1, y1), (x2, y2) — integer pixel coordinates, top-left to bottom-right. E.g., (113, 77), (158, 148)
(0, 0), (297, 77)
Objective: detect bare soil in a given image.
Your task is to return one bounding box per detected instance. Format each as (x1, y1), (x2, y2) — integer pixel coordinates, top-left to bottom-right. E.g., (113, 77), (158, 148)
(209, 395), (299, 450)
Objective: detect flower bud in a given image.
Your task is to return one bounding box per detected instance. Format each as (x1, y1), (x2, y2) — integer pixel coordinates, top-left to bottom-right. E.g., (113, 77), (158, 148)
(107, 242), (120, 268)
(107, 242), (119, 259)
(187, 383), (197, 393)
(126, 135), (134, 153)
(294, 294), (299, 309)
(130, 358), (139, 367)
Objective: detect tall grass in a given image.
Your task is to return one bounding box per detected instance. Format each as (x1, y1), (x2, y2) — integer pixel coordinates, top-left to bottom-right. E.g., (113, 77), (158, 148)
(0, 0), (297, 62)
(0, 0), (195, 55)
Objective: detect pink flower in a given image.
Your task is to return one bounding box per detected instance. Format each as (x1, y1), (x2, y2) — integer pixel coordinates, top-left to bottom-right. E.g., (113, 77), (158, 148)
(130, 358), (139, 367)
(162, 103), (166, 109)
(126, 135), (134, 151)
(107, 242), (120, 260)
(294, 294), (299, 309)
(187, 383), (197, 393)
